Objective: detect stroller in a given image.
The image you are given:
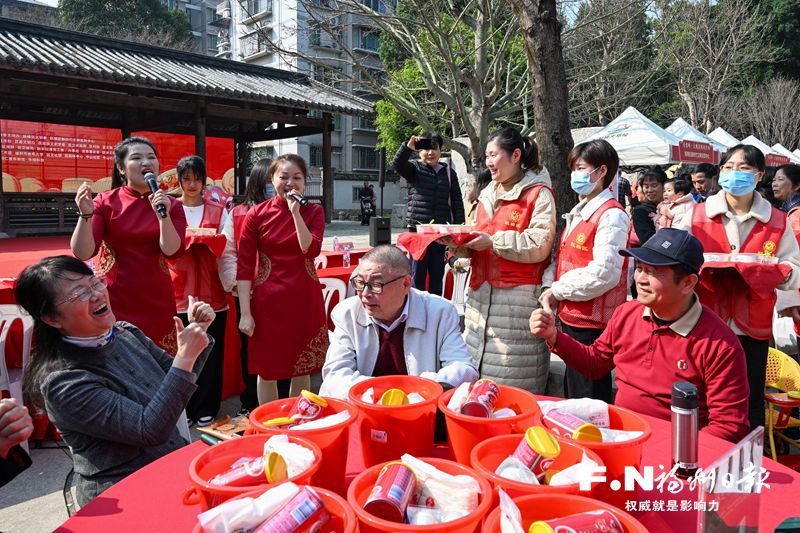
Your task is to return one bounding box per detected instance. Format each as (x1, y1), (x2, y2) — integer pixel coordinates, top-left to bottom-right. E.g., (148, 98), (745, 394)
(360, 197), (375, 225)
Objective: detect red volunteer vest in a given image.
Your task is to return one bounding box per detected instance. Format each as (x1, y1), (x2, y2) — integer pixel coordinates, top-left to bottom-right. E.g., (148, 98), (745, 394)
(555, 199), (629, 329)
(169, 201), (228, 311)
(692, 202), (785, 339)
(470, 184), (552, 291)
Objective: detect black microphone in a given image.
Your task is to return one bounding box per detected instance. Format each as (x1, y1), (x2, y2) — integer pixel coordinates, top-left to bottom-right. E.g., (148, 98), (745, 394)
(287, 191), (309, 206)
(144, 172), (167, 219)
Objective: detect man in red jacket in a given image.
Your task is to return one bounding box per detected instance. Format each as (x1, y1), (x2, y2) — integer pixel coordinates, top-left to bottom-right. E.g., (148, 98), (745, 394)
(530, 228), (750, 442)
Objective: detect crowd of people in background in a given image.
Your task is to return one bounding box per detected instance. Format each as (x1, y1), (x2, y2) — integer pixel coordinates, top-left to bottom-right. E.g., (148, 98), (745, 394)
(6, 129), (800, 503)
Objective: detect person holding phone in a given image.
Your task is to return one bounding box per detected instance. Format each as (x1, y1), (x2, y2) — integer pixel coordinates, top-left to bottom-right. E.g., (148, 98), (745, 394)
(393, 133), (466, 295)
(236, 155), (328, 404)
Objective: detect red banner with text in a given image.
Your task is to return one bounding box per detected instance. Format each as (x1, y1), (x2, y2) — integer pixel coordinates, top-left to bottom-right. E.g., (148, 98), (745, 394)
(1, 120), (235, 194)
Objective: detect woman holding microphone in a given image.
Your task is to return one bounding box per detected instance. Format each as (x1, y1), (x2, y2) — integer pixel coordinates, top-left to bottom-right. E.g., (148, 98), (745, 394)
(70, 137), (186, 353)
(236, 155), (328, 404)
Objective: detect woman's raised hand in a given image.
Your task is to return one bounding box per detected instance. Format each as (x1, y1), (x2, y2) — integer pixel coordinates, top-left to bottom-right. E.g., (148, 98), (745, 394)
(75, 182), (94, 216)
(173, 317), (209, 367)
(149, 189), (172, 218)
(187, 295), (215, 332)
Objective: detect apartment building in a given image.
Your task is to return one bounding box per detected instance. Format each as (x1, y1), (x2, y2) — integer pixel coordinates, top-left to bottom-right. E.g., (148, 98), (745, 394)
(164, 0), (226, 55)
(211, 0), (402, 213)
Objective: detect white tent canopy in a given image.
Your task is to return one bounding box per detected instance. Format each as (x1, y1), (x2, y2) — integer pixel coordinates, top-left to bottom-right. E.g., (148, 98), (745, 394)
(708, 127), (740, 148)
(772, 144), (800, 164)
(741, 135), (777, 155)
(571, 127), (603, 145)
(667, 118), (726, 153)
(587, 106), (680, 166)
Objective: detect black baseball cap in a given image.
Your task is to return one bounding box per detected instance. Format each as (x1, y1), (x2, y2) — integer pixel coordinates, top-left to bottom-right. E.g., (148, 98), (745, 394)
(620, 228), (704, 274)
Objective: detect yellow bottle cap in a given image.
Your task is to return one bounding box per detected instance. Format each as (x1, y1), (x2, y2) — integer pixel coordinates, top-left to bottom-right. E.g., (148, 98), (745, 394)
(379, 388), (409, 406)
(264, 451), (288, 483)
(788, 391), (800, 399)
(573, 423), (603, 443)
(528, 521), (555, 533)
(300, 390), (329, 408)
(524, 427), (560, 458)
(543, 468), (560, 485)
(262, 416), (296, 427)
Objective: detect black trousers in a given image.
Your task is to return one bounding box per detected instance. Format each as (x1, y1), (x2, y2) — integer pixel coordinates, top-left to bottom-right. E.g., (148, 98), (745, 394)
(412, 241), (446, 296)
(234, 297), (260, 411)
(182, 309), (226, 421)
(737, 334), (768, 432)
(561, 322), (613, 403)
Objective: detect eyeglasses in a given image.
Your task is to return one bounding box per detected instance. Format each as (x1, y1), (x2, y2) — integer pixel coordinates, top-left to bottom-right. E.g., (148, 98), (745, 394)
(350, 274), (406, 294)
(57, 277), (107, 306)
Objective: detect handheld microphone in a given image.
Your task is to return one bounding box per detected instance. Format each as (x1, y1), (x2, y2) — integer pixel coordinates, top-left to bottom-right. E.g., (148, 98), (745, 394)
(287, 191), (309, 206)
(144, 172), (167, 219)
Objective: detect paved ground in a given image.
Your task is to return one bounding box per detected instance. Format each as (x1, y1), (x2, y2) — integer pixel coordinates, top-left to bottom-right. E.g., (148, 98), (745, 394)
(0, 221), (572, 532)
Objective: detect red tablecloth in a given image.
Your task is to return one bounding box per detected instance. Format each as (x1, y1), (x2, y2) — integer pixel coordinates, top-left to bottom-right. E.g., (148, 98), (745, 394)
(55, 405), (800, 532)
(320, 248), (368, 268)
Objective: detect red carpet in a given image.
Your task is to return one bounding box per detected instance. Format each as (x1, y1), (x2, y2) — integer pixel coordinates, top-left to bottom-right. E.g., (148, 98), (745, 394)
(0, 236), (72, 278)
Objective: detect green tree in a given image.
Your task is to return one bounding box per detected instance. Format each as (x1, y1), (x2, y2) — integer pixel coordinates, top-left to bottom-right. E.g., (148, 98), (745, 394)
(753, 0), (800, 81)
(59, 0), (193, 50)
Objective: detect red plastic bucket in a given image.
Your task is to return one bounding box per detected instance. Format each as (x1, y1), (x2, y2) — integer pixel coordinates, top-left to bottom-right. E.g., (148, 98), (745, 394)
(348, 375), (443, 467)
(191, 485), (357, 533)
(247, 396), (358, 495)
(537, 404), (652, 509)
(438, 385), (540, 464)
(483, 493), (648, 532)
(183, 434), (322, 510)
(347, 457), (492, 533)
(469, 433), (604, 505)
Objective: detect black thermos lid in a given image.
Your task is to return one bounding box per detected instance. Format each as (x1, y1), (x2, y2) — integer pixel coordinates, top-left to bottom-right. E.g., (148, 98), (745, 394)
(672, 381), (698, 409)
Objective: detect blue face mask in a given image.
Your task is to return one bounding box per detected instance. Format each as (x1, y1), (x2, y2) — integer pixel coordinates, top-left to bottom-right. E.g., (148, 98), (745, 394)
(570, 168), (599, 196)
(718, 170), (757, 196)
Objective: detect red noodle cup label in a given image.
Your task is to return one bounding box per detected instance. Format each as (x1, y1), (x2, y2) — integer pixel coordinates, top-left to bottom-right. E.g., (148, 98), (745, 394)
(209, 455), (266, 487)
(288, 393), (326, 424)
(255, 486), (331, 533)
(533, 509), (623, 532)
(460, 379), (499, 417)
(364, 463), (417, 523)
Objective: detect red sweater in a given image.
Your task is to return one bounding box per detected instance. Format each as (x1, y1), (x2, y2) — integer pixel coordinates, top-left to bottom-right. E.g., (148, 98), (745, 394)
(551, 298), (749, 442)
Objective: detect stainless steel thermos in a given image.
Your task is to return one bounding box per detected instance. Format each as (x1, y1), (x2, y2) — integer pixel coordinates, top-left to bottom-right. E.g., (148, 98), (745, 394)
(671, 381), (699, 479)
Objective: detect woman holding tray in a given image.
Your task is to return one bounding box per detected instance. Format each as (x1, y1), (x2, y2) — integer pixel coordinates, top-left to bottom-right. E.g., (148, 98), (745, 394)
(676, 145), (800, 431)
(167, 156), (229, 427)
(450, 127), (556, 394)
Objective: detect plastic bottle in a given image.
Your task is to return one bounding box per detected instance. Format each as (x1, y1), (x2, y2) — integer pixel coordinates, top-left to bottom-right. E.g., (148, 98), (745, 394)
(332, 235), (339, 252)
(343, 247), (351, 268)
(671, 381), (699, 479)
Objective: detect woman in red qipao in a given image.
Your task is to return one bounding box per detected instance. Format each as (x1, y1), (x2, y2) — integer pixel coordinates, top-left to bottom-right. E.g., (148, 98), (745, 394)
(167, 156), (228, 426)
(237, 154), (328, 403)
(70, 137), (187, 354)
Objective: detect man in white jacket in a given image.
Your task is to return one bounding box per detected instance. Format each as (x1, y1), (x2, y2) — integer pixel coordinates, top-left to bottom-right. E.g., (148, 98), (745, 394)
(320, 245), (478, 398)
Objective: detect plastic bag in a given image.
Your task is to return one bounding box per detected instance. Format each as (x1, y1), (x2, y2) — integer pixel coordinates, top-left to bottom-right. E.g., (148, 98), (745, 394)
(549, 452), (600, 486)
(361, 387), (375, 404)
(499, 489), (525, 533)
(491, 408), (517, 418)
(406, 505), (443, 525)
(537, 398), (610, 427)
(407, 392), (426, 404)
(599, 427), (643, 443)
(264, 435), (314, 477)
(401, 454), (480, 521)
(495, 456), (539, 485)
(289, 410), (351, 431)
(447, 382), (472, 412)
(197, 482), (299, 533)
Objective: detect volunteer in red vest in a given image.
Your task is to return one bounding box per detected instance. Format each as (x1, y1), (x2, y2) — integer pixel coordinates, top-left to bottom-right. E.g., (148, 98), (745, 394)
(167, 156), (228, 427)
(540, 139), (629, 402)
(676, 144), (800, 431)
(219, 158), (272, 415)
(449, 127), (556, 394)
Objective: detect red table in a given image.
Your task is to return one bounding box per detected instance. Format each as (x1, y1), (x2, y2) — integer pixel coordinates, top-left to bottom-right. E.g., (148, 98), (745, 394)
(55, 406), (800, 532)
(320, 248), (368, 268)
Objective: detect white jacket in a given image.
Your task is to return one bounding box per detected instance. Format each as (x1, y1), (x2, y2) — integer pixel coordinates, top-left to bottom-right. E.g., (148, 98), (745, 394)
(320, 288), (478, 398)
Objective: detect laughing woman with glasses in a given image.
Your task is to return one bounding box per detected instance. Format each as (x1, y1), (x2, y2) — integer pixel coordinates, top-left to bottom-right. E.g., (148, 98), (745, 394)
(16, 255), (215, 507)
